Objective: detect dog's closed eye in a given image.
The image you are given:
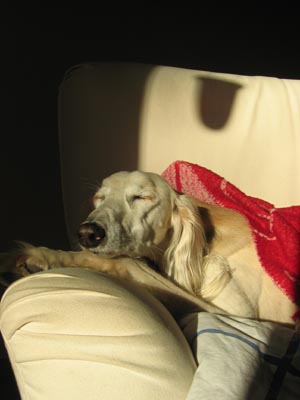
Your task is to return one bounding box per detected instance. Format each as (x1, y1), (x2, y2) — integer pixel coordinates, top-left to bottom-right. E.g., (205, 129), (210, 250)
(93, 195), (106, 208)
(132, 194), (155, 202)
(94, 195), (105, 201)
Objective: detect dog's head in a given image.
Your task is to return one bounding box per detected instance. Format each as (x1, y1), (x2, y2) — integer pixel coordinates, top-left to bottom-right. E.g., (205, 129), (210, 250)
(78, 171), (178, 260)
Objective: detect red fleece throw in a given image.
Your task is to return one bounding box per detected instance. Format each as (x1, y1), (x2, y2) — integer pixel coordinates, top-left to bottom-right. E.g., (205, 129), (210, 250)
(162, 161), (300, 311)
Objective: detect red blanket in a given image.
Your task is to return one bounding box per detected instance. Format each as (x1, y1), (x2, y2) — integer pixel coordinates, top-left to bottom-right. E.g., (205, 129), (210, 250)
(162, 161), (300, 311)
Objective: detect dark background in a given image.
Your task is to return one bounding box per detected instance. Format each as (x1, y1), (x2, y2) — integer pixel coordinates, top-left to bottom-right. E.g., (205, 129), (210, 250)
(1, 9), (300, 253)
(1, 8), (299, 398)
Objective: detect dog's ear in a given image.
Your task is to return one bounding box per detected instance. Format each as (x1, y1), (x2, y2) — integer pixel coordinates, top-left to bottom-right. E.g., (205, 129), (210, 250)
(197, 206), (215, 245)
(163, 194), (208, 295)
(163, 195), (231, 299)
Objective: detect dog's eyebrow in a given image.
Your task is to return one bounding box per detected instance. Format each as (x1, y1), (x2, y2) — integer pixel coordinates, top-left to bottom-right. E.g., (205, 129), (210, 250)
(127, 179), (155, 191)
(96, 185), (110, 193)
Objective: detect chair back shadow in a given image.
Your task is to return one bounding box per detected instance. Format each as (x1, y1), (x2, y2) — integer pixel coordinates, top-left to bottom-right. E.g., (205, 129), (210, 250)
(197, 76), (242, 130)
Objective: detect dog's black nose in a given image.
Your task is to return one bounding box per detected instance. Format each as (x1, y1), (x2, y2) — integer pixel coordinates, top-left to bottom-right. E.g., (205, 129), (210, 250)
(78, 222), (106, 248)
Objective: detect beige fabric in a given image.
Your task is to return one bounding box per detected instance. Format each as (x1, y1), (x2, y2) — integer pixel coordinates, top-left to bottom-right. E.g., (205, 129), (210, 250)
(139, 68), (300, 204)
(58, 63), (300, 244)
(0, 268), (196, 399)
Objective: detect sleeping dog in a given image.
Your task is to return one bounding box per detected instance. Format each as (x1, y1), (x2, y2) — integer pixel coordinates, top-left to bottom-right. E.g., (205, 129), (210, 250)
(0, 171), (296, 323)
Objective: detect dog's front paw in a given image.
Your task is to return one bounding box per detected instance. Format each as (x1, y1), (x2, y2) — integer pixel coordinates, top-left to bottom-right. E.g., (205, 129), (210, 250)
(0, 243), (48, 286)
(16, 253), (46, 275)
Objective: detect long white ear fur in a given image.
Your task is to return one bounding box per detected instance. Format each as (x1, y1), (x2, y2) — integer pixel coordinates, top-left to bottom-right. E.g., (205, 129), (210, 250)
(163, 194), (231, 300)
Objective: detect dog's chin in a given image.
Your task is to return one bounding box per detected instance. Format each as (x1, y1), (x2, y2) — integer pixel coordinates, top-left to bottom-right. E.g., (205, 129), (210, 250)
(78, 244), (114, 257)
(80, 240), (142, 258)
(81, 246), (159, 271)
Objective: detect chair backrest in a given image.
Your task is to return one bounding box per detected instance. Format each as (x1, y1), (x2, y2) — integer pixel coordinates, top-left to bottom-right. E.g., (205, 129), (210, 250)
(58, 63), (300, 246)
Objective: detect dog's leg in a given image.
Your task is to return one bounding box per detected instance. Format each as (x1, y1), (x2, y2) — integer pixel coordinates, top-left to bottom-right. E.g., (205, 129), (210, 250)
(0, 244), (223, 318)
(0, 244), (122, 284)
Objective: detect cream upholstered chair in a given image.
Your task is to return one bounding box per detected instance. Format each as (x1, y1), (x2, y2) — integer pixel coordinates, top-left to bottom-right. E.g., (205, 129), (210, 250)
(1, 63), (300, 399)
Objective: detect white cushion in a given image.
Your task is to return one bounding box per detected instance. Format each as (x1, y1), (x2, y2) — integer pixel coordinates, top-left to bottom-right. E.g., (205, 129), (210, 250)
(0, 268), (196, 399)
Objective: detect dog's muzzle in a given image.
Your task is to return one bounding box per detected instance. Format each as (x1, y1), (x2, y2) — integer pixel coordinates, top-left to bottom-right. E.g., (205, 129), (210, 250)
(78, 222), (106, 248)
